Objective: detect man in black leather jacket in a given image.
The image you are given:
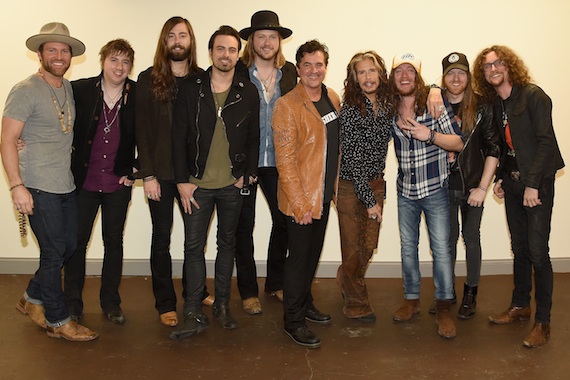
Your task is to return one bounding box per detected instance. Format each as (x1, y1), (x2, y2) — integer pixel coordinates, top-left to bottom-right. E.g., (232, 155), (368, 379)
(473, 45), (564, 348)
(439, 52), (500, 320)
(170, 26), (259, 340)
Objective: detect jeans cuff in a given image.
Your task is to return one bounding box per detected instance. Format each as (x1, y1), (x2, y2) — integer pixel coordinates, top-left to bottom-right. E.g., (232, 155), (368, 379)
(23, 291), (43, 305)
(46, 316), (71, 328)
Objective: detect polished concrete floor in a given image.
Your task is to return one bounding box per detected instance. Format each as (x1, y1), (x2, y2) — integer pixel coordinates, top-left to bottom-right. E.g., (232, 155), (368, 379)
(1, 273), (568, 379)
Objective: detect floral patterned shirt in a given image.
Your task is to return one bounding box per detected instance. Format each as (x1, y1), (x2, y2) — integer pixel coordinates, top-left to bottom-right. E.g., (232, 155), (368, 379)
(339, 97), (392, 209)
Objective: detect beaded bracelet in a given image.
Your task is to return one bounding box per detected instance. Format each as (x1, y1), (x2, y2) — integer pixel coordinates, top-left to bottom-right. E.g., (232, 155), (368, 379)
(9, 183), (24, 191)
(477, 185), (487, 192)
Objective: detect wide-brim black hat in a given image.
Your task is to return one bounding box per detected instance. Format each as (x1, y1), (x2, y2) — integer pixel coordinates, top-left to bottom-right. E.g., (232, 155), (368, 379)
(239, 10), (292, 40)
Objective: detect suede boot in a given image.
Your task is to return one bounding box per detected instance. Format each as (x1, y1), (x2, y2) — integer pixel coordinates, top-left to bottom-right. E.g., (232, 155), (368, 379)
(435, 300), (456, 338)
(393, 299), (420, 322)
(457, 284), (478, 320)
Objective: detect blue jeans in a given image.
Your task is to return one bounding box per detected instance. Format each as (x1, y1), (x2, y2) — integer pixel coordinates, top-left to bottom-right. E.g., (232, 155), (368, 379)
(25, 189), (76, 327)
(503, 175), (555, 323)
(448, 189), (484, 287)
(397, 188), (454, 300)
(181, 184), (242, 314)
(64, 185), (132, 315)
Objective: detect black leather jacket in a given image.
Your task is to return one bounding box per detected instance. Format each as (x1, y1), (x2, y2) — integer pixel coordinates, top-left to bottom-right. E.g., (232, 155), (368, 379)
(457, 101), (501, 194)
(172, 68), (260, 183)
(493, 84), (564, 188)
(71, 74), (137, 189)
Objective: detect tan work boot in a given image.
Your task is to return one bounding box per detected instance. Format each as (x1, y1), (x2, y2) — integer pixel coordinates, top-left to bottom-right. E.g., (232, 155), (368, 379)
(435, 299), (456, 338)
(393, 299), (420, 322)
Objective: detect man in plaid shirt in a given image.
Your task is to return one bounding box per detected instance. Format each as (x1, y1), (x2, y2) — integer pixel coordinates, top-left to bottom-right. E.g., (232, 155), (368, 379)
(388, 53), (463, 339)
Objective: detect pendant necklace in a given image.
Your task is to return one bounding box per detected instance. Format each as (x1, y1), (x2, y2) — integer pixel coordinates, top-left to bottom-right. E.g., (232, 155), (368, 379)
(39, 70), (72, 134)
(102, 80), (123, 134)
(258, 68), (275, 92)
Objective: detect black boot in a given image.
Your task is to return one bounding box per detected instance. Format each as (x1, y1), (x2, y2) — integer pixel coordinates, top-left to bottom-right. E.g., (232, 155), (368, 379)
(213, 303), (238, 329)
(457, 284), (477, 319)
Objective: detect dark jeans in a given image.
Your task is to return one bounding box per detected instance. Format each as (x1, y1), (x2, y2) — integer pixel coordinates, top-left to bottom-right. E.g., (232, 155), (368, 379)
(26, 189), (76, 327)
(64, 186), (132, 315)
(283, 203), (330, 330)
(448, 189), (484, 287)
(503, 175), (555, 323)
(147, 180), (184, 314)
(182, 184), (242, 314)
(235, 167), (288, 299)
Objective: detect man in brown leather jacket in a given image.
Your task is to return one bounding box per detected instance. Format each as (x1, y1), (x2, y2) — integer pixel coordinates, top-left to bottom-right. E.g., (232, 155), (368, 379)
(272, 40), (341, 348)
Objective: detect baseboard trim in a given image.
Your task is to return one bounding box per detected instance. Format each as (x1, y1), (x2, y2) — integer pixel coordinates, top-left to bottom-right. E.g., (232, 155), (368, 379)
(1, 258), (569, 278)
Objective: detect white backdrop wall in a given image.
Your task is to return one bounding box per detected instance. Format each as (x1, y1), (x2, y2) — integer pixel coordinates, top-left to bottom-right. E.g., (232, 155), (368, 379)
(1, 0), (568, 274)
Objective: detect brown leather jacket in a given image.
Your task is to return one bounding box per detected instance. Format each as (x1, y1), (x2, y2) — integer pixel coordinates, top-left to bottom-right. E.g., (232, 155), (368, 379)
(272, 82), (341, 222)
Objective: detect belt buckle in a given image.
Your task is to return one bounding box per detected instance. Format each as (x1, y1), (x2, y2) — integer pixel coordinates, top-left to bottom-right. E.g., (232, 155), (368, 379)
(510, 170), (521, 181)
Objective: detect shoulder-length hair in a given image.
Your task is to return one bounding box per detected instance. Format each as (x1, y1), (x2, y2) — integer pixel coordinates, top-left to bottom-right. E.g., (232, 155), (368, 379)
(241, 32), (287, 69)
(343, 51), (390, 115)
(151, 17), (199, 103)
(388, 66), (427, 117)
(440, 71), (477, 135)
(472, 45), (532, 103)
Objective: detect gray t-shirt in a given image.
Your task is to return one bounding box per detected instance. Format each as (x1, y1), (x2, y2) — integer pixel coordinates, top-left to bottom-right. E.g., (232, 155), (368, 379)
(3, 74), (75, 194)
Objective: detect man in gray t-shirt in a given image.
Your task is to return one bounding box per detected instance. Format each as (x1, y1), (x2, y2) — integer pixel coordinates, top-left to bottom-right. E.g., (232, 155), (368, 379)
(1, 22), (97, 342)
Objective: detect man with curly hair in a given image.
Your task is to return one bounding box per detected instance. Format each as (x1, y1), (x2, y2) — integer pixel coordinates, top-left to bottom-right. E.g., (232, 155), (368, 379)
(472, 45), (564, 348)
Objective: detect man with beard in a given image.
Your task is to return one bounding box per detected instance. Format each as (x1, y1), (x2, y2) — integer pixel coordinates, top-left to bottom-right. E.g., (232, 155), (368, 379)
(136, 16), (213, 328)
(1, 22), (98, 341)
(389, 53), (463, 339)
(234, 10), (297, 315)
(473, 46), (564, 348)
(170, 26), (259, 340)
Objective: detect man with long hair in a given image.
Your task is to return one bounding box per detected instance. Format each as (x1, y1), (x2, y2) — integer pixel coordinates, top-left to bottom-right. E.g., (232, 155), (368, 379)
(136, 16), (211, 328)
(389, 53), (463, 339)
(473, 45), (564, 348)
(234, 10), (296, 315)
(336, 51), (391, 323)
(439, 52), (500, 319)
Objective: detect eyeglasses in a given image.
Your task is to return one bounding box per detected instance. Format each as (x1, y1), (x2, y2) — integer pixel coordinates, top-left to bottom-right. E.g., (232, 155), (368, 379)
(483, 60), (505, 72)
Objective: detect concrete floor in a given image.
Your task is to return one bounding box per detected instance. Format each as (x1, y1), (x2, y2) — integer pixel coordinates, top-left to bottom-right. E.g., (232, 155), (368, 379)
(0, 273), (568, 379)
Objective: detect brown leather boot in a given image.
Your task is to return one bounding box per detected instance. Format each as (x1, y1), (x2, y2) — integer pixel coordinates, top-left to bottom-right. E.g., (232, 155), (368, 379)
(16, 297), (47, 330)
(46, 321), (99, 342)
(523, 322), (550, 348)
(393, 299), (420, 322)
(488, 305), (531, 324)
(435, 300), (456, 338)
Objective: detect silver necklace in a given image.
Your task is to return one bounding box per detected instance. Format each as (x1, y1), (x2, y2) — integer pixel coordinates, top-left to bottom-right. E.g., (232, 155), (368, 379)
(103, 101), (121, 134)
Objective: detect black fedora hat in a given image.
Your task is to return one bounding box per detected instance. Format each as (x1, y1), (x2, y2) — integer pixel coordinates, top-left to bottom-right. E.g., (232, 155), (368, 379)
(239, 10), (292, 40)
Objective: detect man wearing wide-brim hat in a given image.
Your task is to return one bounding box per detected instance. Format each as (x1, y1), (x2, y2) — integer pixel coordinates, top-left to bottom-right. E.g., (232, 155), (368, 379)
(1, 22), (98, 341)
(233, 10), (297, 318)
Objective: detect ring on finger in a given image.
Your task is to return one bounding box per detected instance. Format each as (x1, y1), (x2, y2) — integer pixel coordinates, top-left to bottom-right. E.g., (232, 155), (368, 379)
(190, 197), (195, 203)
(438, 105), (444, 111)
(147, 194), (151, 199)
